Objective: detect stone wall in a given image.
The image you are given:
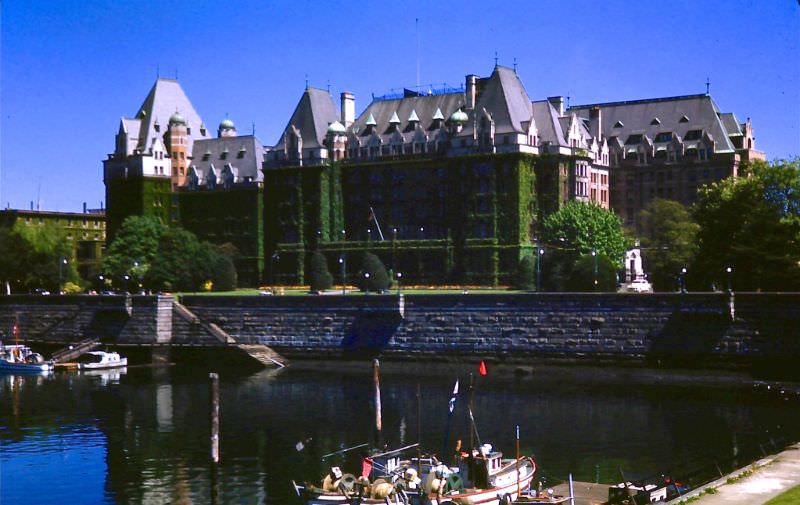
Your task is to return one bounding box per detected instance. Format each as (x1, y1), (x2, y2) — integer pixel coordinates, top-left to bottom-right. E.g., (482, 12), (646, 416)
(0, 294), (174, 345)
(179, 293), (800, 362)
(4, 293), (799, 366)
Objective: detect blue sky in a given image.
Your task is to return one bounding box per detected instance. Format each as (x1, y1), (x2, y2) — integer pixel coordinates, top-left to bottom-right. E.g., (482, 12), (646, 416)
(1, 0), (798, 212)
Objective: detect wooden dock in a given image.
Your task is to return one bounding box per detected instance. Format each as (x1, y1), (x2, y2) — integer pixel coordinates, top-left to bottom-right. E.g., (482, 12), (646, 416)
(552, 481), (610, 505)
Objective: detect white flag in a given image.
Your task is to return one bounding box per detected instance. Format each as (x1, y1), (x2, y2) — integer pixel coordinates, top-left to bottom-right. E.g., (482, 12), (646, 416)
(448, 380), (459, 413)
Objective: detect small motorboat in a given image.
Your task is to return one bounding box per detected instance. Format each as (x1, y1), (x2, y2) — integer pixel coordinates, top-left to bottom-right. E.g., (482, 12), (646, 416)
(78, 351), (127, 370)
(0, 344), (53, 373)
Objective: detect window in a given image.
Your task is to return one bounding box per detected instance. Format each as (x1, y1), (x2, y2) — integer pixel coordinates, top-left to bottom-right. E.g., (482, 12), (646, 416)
(625, 134), (643, 145)
(684, 129), (702, 141)
(679, 115), (690, 123)
(654, 132), (673, 143)
(613, 121), (624, 128)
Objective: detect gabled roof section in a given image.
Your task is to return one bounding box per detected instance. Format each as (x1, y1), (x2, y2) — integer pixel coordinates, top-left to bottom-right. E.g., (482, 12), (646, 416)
(719, 112), (743, 136)
(569, 94), (736, 152)
(274, 87), (339, 150)
(134, 78), (209, 151)
(190, 135), (265, 182)
(461, 66), (533, 136)
(352, 92), (465, 138)
(532, 100), (567, 147)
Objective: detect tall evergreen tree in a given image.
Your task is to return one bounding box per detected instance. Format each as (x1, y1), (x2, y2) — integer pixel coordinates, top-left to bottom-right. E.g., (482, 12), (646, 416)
(308, 251), (333, 292)
(639, 199), (699, 291)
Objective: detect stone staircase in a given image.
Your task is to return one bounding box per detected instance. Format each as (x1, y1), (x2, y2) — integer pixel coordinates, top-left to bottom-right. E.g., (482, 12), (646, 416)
(51, 337), (101, 363)
(173, 301), (285, 368)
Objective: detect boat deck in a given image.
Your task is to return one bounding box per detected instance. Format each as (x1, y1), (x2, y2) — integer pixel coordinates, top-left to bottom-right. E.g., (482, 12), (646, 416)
(551, 481), (610, 505)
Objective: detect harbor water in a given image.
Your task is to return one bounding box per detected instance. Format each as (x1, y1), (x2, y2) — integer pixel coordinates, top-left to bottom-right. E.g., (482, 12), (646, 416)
(1, 361), (799, 504)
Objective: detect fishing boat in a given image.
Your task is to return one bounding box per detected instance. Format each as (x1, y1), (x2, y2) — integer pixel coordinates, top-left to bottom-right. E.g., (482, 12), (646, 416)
(77, 350), (127, 370)
(0, 344), (53, 373)
(421, 443), (536, 505)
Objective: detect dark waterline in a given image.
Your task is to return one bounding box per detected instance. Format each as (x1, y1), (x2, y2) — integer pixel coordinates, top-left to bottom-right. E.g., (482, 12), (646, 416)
(1, 363), (799, 505)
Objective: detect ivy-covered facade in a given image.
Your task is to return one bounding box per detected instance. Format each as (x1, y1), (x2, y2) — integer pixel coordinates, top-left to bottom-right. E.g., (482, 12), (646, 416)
(264, 153), (575, 286)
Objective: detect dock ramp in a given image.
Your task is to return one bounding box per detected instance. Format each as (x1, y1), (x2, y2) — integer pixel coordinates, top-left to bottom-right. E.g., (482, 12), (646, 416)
(51, 338), (101, 363)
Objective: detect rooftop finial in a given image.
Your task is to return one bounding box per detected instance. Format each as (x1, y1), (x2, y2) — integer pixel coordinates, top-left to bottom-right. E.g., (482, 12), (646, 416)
(566, 92), (571, 109)
(175, 67), (178, 80)
(705, 77), (710, 95)
(327, 79), (331, 94)
(494, 51), (498, 67)
(252, 122), (255, 135)
(305, 74), (309, 90)
(513, 57), (517, 73)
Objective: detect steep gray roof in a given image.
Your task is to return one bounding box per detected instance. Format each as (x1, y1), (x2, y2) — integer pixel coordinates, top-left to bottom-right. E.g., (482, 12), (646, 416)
(351, 92), (465, 138)
(274, 87), (339, 150)
(569, 94), (736, 152)
(189, 135), (265, 183)
(532, 100), (567, 146)
(719, 112), (743, 136)
(133, 78), (209, 151)
(461, 66), (533, 137)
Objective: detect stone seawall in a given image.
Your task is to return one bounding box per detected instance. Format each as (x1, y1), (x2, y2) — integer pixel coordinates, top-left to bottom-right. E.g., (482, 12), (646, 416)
(3, 293), (799, 366)
(179, 293), (800, 362)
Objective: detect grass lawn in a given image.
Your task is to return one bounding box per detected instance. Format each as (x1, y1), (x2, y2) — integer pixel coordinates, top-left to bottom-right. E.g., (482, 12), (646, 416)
(764, 484), (800, 505)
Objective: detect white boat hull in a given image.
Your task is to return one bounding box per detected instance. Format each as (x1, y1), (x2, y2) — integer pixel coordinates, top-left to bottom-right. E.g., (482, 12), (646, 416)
(79, 357), (127, 370)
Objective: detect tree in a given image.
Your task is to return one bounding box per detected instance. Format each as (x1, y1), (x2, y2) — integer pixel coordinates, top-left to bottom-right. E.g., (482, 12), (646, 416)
(515, 255), (536, 290)
(639, 199), (699, 292)
(0, 222), (78, 293)
(102, 216), (166, 287)
(693, 158), (800, 291)
(308, 251), (333, 292)
(539, 201), (628, 291)
(565, 253), (618, 291)
(359, 252), (390, 292)
(146, 227), (205, 291)
(209, 245), (237, 292)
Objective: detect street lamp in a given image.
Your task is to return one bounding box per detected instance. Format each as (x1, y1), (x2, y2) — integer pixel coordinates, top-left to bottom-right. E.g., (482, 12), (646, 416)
(339, 256), (346, 295)
(98, 275), (104, 292)
(726, 266), (733, 294)
(123, 274), (130, 293)
(59, 257), (68, 293)
(364, 272), (371, 295)
(536, 248), (544, 292)
(591, 249), (598, 292)
(419, 226), (425, 239)
(679, 267), (687, 293)
(396, 271), (403, 295)
(270, 252), (280, 293)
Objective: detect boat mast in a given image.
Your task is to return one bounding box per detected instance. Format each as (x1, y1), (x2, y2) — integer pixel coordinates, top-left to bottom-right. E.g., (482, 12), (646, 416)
(373, 359), (382, 446)
(516, 425), (521, 497)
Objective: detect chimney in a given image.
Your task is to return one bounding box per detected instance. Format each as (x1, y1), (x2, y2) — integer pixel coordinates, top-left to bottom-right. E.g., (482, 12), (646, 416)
(83, 202), (87, 213)
(466, 74), (478, 110)
(30, 201), (34, 211)
(341, 92), (355, 128)
(548, 96), (564, 117)
(589, 106), (602, 141)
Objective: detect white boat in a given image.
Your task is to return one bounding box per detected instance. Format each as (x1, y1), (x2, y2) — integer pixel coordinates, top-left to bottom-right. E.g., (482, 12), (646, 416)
(0, 344), (53, 373)
(293, 445), (536, 505)
(78, 351), (127, 370)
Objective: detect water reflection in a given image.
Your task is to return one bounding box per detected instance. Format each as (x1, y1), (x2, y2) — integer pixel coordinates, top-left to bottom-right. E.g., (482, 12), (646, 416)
(0, 364), (798, 505)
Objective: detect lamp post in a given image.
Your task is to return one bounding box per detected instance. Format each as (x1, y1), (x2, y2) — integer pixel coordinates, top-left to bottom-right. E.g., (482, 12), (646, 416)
(392, 227), (398, 271)
(679, 267), (687, 293)
(419, 226), (425, 239)
(98, 275), (104, 292)
(591, 249), (598, 292)
(270, 252), (280, 293)
(58, 257), (68, 293)
(133, 261), (141, 293)
(726, 266), (733, 294)
(339, 256), (346, 295)
(123, 274), (130, 294)
(536, 248), (544, 292)
(396, 271), (403, 295)
(364, 272), (370, 295)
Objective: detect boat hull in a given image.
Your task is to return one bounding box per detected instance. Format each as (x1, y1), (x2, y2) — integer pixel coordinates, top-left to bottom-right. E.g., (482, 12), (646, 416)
(0, 360), (53, 373)
(79, 357), (127, 370)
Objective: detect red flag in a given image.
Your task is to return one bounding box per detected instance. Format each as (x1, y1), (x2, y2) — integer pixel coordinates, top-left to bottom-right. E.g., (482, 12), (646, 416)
(478, 360), (487, 376)
(361, 457), (373, 478)
(12, 323), (18, 338)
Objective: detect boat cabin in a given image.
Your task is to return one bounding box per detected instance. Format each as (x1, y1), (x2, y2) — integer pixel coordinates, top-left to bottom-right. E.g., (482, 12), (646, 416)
(458, 444), (504, 489)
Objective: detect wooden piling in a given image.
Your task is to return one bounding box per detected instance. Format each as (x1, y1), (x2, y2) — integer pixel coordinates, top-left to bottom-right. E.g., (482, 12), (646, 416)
(210, 372), (220, 463)
(373, 359), (382, 441)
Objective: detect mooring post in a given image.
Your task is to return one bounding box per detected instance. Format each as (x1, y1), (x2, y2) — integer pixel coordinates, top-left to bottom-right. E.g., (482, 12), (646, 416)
(373, 359), (382, 444)
(210, 372), (220, 463)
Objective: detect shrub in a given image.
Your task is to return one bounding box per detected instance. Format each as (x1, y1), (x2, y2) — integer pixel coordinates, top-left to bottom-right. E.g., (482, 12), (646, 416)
(515, 255), (537, 290)
(359, 252), (390, 292)
(308, 251), (333, 292)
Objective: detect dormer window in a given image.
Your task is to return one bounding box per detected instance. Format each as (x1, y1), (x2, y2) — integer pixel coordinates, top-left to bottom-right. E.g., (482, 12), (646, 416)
(684, 129), (702, 141)
(238, 146), (246, 159)
(221, 147), (229, 160)
(624, 134), (643, 145)
(613, 121), (624, 128)
(654, 132), (673, 143)
(203, 149), (211, 161)
(650, 117), (661, 125)
(679, 115), (690, 123)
